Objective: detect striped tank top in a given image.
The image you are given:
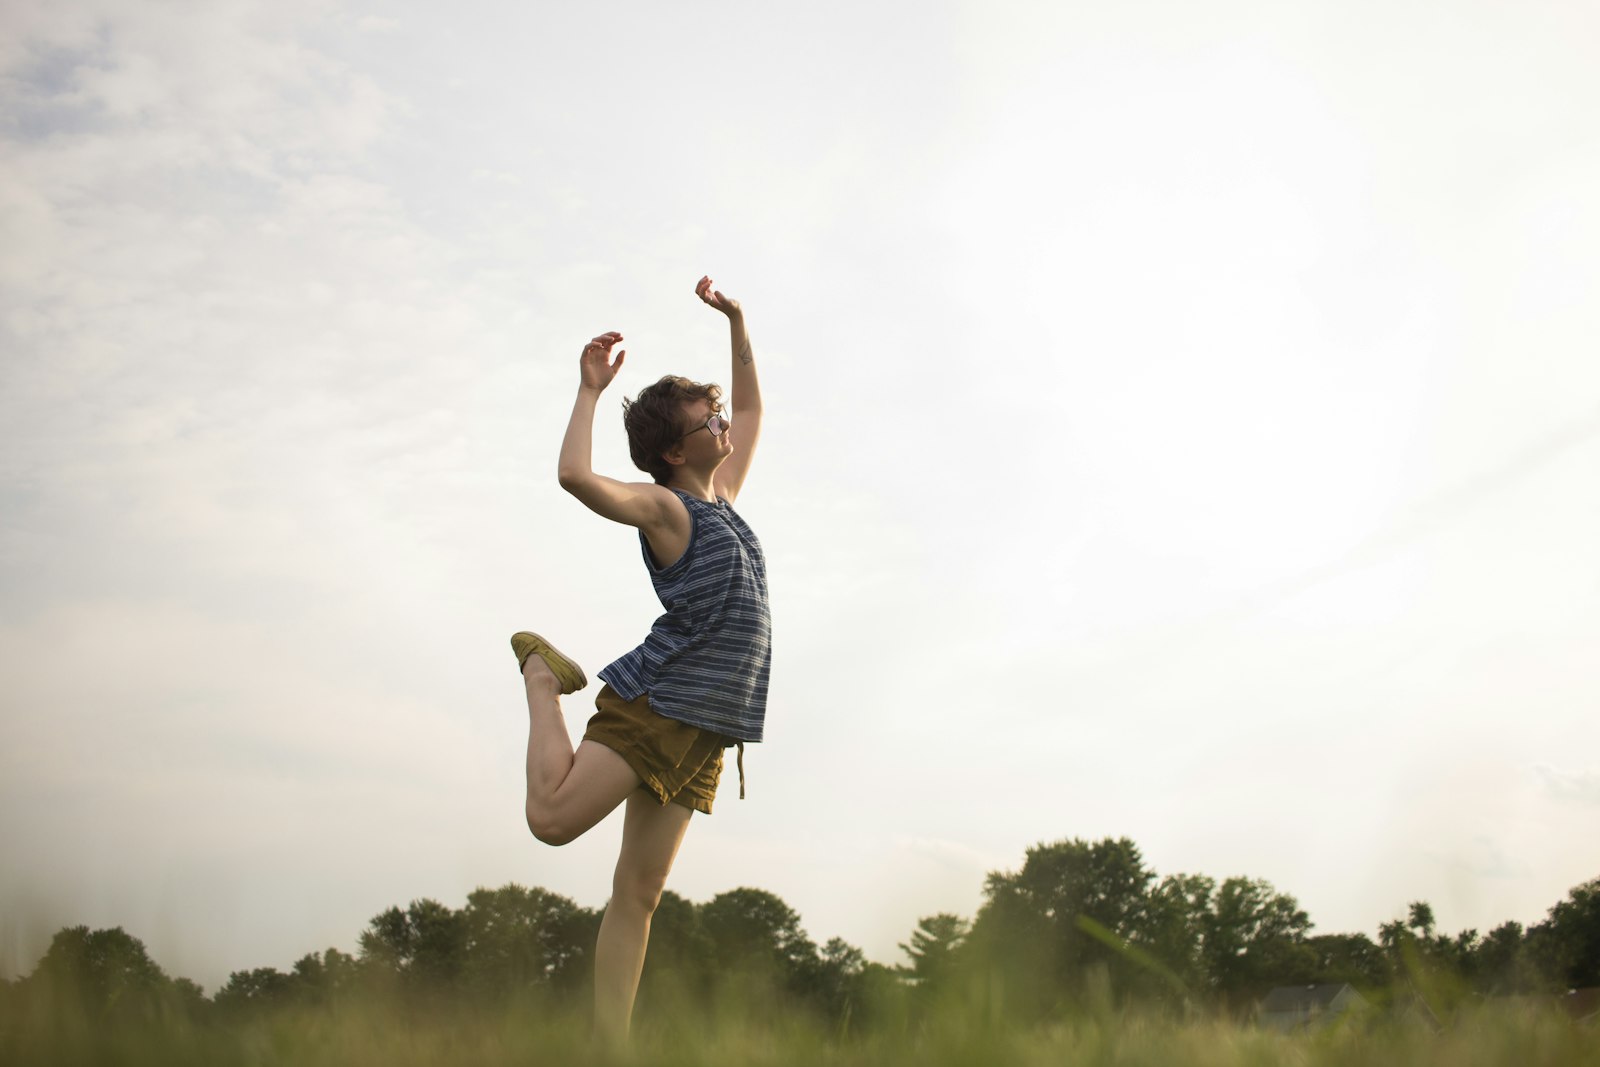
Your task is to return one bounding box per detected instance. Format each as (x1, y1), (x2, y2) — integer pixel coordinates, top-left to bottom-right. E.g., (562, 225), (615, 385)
(598, 489), (771, 742)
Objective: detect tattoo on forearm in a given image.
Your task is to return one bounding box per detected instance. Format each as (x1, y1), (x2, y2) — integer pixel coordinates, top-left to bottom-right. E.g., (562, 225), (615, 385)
(738, 341), (753, 366)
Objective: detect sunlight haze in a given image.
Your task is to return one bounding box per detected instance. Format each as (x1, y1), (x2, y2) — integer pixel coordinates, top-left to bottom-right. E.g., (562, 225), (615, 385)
(2, 0), (1597, 991)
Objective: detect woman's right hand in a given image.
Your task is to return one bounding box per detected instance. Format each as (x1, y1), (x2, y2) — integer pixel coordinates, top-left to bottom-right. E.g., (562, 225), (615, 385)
(579, 332), (625, 392)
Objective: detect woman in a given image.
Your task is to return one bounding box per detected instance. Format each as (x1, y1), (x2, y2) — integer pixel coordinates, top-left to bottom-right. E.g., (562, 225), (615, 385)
(513, 275), (770, 1040)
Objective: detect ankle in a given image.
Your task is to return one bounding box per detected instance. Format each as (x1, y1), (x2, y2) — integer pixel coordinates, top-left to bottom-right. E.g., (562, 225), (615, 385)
(523, 656), (561, 697)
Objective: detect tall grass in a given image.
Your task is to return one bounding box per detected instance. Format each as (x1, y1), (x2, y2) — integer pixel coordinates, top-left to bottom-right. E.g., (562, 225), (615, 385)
(5, 989), (1595, 1066)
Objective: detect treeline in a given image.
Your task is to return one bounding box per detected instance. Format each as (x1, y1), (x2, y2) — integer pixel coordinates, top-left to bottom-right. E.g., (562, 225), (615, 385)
(2, 837), (1596, 1039)
(931, 838), (1598, 1020)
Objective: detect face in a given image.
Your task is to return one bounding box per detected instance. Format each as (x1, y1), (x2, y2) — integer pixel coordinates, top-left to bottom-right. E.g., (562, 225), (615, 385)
(672, 397), (733, 468)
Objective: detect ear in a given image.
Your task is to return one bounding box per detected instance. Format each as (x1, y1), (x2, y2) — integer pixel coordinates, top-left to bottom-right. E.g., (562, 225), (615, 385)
(661, 443), (687, 469)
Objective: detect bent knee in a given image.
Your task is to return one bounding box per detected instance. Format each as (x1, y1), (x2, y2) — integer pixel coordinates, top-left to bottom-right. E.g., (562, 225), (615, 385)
(526, 808), (578, 847)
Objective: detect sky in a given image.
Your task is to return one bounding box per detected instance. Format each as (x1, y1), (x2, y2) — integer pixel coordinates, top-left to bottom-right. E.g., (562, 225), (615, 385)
(2, 0), (1598, 991)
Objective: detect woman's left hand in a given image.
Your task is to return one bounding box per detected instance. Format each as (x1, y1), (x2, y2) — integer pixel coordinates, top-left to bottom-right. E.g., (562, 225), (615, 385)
(695, 275), (740, 317)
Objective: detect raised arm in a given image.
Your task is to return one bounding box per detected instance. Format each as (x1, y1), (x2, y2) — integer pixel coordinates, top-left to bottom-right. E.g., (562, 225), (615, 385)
(557, 332), (680, 532)
(696, 275), (762, 502)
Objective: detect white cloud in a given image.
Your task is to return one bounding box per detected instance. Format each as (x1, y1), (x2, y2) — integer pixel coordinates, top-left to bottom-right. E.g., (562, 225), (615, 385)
(1534, 765), (1600, 808)
(4, 0), (1599, 988)
(1424, 836), (1528, 882)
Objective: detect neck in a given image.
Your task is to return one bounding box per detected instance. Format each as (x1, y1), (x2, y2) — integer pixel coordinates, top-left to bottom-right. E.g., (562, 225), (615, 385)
(667, 470), (718, 502)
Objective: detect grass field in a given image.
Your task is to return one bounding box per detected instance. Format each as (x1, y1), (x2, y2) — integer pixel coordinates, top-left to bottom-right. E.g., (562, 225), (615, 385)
(6, 998), (1596, 1067)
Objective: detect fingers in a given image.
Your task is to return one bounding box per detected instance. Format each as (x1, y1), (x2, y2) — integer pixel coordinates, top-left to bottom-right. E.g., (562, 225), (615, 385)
(582, 332), (623, 354)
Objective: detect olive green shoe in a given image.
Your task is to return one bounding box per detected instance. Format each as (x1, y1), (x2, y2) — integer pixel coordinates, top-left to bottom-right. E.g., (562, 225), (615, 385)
(510, 631), (588, 694)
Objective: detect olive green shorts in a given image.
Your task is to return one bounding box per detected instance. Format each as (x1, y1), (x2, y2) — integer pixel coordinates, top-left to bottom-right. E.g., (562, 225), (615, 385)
(583, 685), (733, 815)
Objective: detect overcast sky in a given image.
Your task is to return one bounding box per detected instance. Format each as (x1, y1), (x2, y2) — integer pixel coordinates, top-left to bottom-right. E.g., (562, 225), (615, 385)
(3, 0), (1598, 991)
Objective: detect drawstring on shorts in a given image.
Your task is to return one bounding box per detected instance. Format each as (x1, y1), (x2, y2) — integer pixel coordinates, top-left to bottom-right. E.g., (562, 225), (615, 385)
(736, 741), (746, 799)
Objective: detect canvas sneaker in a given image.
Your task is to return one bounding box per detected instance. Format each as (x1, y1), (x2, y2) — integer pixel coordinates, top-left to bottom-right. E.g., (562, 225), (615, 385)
(509, 631), (588, 695)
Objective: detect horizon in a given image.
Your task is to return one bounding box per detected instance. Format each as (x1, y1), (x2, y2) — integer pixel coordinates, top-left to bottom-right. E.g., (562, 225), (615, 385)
(9, 836), (1593, 995)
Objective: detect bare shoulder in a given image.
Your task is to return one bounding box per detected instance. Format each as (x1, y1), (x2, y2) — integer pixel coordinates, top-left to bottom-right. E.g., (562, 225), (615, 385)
(641, 482), (691, 527)
(640, 485), (695, 568)
(624, 480), (694, 539)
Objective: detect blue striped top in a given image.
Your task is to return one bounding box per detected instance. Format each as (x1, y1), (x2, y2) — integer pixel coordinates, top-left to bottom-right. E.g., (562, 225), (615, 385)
(598, 489), (771, 743)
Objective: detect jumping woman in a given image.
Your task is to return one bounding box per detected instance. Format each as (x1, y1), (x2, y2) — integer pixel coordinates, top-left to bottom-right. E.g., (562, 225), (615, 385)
(512, 274), (770, 1040)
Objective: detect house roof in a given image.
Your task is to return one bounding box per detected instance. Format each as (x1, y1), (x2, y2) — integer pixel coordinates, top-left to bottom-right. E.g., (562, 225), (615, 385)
(1261, 984), (1356, 1012)
(1563, 988), (1600, 1021)
(1486, 987), (1600, 1021)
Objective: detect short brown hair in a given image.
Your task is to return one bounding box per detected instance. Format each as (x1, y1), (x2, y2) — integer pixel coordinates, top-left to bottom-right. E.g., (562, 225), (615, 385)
(623, 375), (724, 485)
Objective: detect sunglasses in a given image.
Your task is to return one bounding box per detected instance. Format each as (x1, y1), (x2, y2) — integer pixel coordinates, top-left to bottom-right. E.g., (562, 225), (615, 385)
(678, 413), (730, 441)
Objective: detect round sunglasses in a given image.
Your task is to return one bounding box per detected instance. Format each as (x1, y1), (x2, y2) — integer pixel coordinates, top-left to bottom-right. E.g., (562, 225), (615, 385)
(678, 413), (730, 441)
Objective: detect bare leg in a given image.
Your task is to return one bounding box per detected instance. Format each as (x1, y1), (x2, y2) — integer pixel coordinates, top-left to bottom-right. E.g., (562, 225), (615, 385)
(523, 657), (641, 845)
(594, 790), (693, 1043)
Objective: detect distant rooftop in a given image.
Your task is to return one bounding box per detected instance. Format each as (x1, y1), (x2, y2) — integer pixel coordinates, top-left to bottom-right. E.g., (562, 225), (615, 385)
(1260, 984), (1356, 1012)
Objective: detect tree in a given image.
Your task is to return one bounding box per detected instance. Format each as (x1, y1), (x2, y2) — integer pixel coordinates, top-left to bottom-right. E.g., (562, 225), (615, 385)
(289, 948), (359, 1007)
(1472, 922), (1526, 992)
(1378, 899), (1481, 1015)
(407, 898), (466, 988)
(700, 887), (817, 977)
(899, 913), (970, 994)
(699, 887), (821, 1015)
(359, 906), (412, 975)
(460, 883), (597, 998)
(808, 937), (868, 1022)
(213, 967), (294, 1013)
(1528, 877), (1600, 988)
(637, 889), (715, 1011)
(24, 926), (176, 1024)
(1379, 899), (1462, 978)
(357, 898), (467, 993)
(1200, 877), (1311, 1009)
(1141, 873), (1215, 1000)
(968, 837), (1158, 1016)
(1297, 933), (1386, 990)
